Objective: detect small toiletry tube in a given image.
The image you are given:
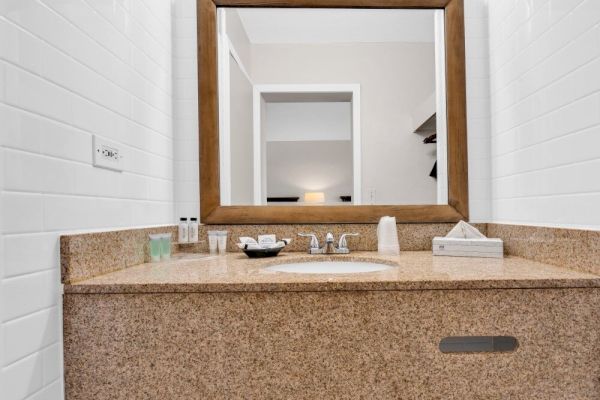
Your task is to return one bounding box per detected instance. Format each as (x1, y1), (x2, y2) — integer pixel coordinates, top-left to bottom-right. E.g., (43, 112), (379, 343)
(217, 231), (228, 254)
(188, 217), (199, 243)
(149, 234), (162, 263)
(160, 233), (172, 260)
(178, 217), (189, 243)
(208, 231), (218, 255)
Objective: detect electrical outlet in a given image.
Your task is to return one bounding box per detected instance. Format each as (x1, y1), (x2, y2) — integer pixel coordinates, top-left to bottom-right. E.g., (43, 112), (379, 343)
(367, 188), (376, 204)
(93, 135), (123, 172)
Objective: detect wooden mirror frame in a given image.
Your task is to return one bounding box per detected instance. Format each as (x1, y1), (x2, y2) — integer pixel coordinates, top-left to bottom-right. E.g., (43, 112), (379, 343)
(198, 0), (468, 224)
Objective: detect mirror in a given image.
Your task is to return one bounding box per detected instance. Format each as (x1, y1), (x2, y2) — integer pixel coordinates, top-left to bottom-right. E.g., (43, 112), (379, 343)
(217, 8), (448, 206)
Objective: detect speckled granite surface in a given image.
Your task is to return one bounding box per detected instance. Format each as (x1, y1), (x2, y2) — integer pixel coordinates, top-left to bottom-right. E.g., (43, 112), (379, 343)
(196, 223), (488, 253)
(64, 288), (600, 399)
(61, 226), (178, 283)
(488, 223), (600, 275)
(63, 251), (600, 294)
(60, 223), (487, 282)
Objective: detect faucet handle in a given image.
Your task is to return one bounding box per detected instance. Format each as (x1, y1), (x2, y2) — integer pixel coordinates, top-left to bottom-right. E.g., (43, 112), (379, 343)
(298, 233), (319, 249)
(338, 233), (359, 249)
(325, 232), (334, 243)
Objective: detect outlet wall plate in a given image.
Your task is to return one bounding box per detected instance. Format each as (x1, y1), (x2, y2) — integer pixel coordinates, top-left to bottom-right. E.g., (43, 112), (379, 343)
(93, 135), (123, 172)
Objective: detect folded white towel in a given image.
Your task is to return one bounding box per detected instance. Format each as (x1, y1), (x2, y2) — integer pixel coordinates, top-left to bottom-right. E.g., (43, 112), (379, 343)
(237, 236), (291, 251)
(239, 237), (258, 245)
(237, 241), (286, 250)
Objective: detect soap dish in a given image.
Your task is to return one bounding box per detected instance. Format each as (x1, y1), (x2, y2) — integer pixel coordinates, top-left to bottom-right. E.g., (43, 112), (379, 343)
(237, 237), (291, 258)
(241, 247), (284, 258)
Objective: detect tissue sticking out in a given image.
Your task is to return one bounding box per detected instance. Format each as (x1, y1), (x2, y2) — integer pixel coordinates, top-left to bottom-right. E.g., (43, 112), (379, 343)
(433, 221), (503, 258)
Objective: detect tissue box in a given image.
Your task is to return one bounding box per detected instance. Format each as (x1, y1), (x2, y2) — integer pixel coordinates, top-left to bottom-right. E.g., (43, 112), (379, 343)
(432, 237), (504, 258)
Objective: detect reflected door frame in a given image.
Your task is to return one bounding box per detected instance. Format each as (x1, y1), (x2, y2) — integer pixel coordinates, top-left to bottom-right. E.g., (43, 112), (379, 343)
(252, 84), (362, 205)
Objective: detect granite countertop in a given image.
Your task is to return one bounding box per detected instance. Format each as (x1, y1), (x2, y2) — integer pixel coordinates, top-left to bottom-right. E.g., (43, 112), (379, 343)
(63, 251), (600, 294)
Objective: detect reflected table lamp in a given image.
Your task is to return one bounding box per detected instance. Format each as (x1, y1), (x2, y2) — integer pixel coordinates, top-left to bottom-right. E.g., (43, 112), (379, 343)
(304, 192), (325, 204)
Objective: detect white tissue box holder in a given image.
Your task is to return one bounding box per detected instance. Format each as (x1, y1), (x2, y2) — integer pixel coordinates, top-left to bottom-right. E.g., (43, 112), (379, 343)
(432, 237), (503, 258)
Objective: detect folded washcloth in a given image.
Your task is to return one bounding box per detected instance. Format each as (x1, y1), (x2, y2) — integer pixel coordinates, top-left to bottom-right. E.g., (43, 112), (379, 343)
(237, 241), (285, 250)
(239, 237), (258, 245)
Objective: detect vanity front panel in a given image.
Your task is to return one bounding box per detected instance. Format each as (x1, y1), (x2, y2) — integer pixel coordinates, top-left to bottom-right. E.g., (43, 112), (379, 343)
(63, 288), (600, 399)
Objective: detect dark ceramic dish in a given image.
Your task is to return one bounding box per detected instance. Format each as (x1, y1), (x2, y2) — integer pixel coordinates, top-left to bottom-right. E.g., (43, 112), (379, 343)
(242, 247), (283, 258)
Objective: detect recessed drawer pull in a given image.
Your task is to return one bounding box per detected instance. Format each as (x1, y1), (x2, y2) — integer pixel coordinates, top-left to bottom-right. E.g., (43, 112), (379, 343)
(439, 336), (519, 353)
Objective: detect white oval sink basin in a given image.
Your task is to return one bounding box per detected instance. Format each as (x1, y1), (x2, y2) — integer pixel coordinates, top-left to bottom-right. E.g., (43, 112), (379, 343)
(265, 261), (392, 274)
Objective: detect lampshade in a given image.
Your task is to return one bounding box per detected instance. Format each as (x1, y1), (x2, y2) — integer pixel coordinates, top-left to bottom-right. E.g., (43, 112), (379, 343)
(304, 192), (325, 204)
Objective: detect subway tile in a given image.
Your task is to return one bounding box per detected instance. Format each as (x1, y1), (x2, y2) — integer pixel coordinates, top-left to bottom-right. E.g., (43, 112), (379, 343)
(494, 125), (600, 178)
(3, 150), (76, 195)
(3, 233), (60, 277)
(3, 307), (60, 365)
(0, 104), (42, 152)
(1, 269), (60, 322)
(1, 353), (43, 400)
(0, 193), (44, 234)
(40, 0), (132, 65)
(0, 18), (44, 73)
(130, 0), (171, 49)
(131, 200), (175, 226)
(4, 64), (72, 124)
(26, 379), (63, 400)
(41, 343), (61, 385)
(1, 2), (176, 400)
(494, 159), (600, 199)
(43, 195), (133, 231)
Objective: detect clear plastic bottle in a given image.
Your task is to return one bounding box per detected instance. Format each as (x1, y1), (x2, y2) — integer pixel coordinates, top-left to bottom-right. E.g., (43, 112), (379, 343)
(188, 217), (199, 243)
(149, 234), (162, 262)
(160, 233), (172, 260)
(178, 217), (189, 243)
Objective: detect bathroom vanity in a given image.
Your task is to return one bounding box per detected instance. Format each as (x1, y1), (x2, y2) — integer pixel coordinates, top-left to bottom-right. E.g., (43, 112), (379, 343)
(62, 252), (600, 399)
(59, 1), (600, 398)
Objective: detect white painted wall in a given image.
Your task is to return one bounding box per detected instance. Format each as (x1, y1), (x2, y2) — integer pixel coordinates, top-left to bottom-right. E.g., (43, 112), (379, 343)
(252, 42), (438, 205)
(464, 0), (492, 222)
(265, 102), (352, 142)
(488, 0), (600, 229)
(263, 101), (353, 203)
(266, 140), (353, 202)
(173, 0), (199, 220)
(236, 8), (436, 44)
(229, 57), (254, 204)
(0, 1), (174, 399)
(225, 8), (252, 73)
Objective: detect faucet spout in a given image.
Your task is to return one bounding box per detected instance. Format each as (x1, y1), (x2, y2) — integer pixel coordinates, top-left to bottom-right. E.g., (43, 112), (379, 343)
(324, 232), (335, 253)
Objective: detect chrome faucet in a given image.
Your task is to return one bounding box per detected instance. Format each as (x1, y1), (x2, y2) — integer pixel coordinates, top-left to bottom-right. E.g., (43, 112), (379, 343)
(298, 232), (359, 254)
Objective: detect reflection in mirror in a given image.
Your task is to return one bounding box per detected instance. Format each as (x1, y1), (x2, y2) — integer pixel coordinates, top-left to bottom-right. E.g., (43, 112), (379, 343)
(218, 8), (448, 206)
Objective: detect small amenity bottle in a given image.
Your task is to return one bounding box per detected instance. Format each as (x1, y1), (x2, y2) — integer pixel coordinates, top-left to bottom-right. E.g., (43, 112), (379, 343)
(160, 233), (172, 260)
(149, 234), (162, 262)
(178, 217), (189, 243)
(188, 217), (199, 242)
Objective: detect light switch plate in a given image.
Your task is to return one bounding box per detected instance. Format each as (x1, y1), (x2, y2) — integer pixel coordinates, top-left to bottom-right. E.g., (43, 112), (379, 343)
(93, 135), (123, 172)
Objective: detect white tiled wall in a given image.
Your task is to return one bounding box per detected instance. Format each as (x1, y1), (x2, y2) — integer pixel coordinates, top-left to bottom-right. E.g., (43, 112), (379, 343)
(173, 0), (199, 220)
(0, 1), (174, 399)
(488, 0), (600, 229)
(170, 0), (493, 221)
(465, 0), (492, 221)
